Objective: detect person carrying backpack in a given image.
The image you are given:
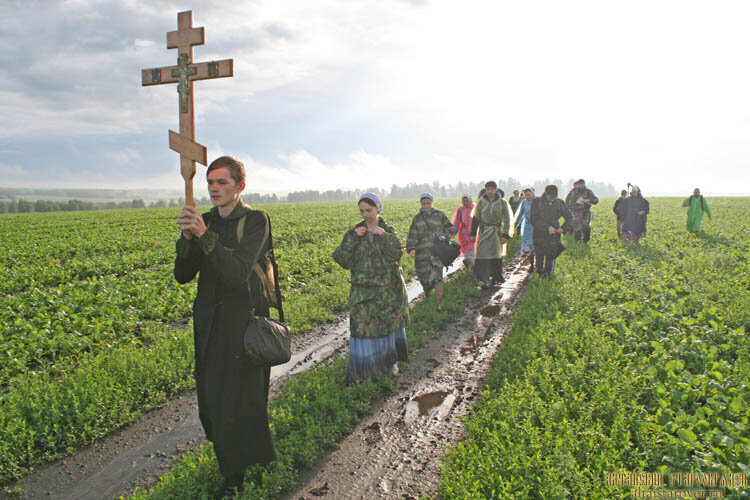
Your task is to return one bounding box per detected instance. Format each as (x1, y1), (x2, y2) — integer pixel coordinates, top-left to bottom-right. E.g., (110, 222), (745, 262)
(406, 193), (456, 311)
(174, 156), (279, 495)
(683, 187), (712, 233)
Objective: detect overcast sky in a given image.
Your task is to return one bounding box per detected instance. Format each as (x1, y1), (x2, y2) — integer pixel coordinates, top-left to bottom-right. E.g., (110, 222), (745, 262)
(1, 0), (749, 196)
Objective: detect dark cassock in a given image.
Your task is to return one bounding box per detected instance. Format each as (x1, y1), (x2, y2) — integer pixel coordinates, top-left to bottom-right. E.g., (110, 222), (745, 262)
(174, 201), (276, 483)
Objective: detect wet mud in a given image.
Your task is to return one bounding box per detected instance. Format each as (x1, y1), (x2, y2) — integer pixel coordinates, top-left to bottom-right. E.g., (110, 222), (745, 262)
(284, 256), (530, 500)
(2, 262), (468, 500)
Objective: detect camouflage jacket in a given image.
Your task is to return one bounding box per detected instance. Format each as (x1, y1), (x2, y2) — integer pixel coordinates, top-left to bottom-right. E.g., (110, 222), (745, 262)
(332, 218), (409, 338)
(405, 208), (455, 259)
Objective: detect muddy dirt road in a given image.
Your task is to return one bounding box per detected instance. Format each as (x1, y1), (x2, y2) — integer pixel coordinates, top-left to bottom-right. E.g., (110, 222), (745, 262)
(284, 258), (529, 500)
(5, 259), (495, 500)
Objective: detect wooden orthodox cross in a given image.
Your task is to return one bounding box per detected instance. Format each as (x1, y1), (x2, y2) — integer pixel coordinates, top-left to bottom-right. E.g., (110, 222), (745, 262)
(141, 10), (233, 206)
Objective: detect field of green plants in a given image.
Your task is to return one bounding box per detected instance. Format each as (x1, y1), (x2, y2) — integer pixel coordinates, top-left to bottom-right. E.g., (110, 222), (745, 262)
(0, 198), (461, 484)
(4, 196), (747, 500)
(440, 197), (749, 499)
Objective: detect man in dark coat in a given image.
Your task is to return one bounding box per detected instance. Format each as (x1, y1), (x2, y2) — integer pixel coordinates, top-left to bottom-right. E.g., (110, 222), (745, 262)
(613, 189), (627, 238)
(616, 185), (650, 245)
(564, 179), (598, 242)
(174, 156), (276, 492)
(530, 184), (572, 277)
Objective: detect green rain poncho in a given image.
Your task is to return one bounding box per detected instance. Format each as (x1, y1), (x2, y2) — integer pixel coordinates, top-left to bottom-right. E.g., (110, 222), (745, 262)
(682, 195), (712, 233)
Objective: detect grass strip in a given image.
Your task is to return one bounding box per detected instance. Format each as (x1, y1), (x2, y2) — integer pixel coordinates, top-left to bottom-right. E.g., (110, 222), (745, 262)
(0, 324), (195, 484)
(439, 199), (749, 499)
(126, 269), (483, 499)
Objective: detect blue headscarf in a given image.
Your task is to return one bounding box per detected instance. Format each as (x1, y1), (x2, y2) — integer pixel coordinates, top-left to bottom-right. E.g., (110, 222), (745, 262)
(358, 192), (382, 212)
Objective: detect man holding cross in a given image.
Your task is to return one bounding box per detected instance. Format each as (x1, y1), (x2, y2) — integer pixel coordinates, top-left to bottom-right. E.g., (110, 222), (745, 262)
(175, 156), (277, 493)
(146, 12), (275, 494)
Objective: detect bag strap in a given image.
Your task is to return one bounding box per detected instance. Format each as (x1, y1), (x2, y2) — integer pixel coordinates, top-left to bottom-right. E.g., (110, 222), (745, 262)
(235, 213), (285, 323)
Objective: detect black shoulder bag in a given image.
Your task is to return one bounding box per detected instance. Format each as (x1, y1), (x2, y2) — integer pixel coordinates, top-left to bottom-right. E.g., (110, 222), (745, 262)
(235, 212), (292, 367)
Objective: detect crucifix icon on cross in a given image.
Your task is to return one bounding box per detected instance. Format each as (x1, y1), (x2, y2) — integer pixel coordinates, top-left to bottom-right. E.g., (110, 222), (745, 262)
(141, 10), (233, 206)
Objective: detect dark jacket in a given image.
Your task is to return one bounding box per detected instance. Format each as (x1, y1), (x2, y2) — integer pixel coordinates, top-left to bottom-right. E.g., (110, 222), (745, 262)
(174, 202), (276, 478)
(617, 196), (650, 234)
(530, 195), (572, 255)
(613, 197), (626, 221)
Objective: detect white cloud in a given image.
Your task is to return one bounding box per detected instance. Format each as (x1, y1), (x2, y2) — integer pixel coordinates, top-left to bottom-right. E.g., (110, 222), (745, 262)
(2, 0), (750, 194)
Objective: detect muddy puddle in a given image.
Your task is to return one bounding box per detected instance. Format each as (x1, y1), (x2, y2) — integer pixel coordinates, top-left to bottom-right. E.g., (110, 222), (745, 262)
(2, 260), (466, 500)
(404, 390), (456, 424)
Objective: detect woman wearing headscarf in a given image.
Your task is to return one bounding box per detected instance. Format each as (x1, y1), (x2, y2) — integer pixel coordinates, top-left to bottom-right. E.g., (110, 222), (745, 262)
(332, 193), (409, 384)
(514, 187), (535, 269)
(406, 193), (455, 311)
(451, 193), (476, 270)
(617, 185), (650, 245)
(471, 181), (512, 287)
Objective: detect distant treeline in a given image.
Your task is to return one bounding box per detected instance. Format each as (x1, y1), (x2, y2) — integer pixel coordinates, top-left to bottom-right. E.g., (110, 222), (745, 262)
(0, 178), (617, 214)
(285, 177), (618, 202)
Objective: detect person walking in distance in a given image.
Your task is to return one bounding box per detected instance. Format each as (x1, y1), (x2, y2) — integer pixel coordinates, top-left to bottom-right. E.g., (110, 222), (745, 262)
(452, 193), (476, 270)
(564, 179), (598, 242)
(617, 185), (650, 245)
(530, 184), (572, 277)
(683, 187), (712, 233)
(471, 181), (512, 287)
(515, 187), (535, 270)
(406, 193), (456, 311)
(613, 189), (627, 238)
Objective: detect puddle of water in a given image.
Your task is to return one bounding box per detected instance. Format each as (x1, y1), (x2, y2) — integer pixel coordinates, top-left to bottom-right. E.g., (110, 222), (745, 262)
(480, 304), (501, 317)
(407, 260), (464, 302)
(404, 390), (455, 423)
(458, 335), (478, 356)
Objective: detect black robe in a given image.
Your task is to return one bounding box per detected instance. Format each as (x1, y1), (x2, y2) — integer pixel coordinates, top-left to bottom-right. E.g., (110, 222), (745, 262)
(617, 196), (650, 235)
(174, 202), (276, 479)
(530, 195), (572, 256)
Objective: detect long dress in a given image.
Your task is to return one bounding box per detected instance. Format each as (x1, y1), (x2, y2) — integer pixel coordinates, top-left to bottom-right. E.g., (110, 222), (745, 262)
(451, 204), (475, 261)
(683, 195), (712, 232)
(332, 217), (410, 383)
(173, 202), (276, 481)
(471, 194), (512, 284)
(516, 199), (534, 256)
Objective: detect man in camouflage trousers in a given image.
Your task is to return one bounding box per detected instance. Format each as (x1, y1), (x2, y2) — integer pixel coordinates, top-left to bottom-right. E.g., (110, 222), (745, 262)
(406, 193), (456, 311)
(564, 179), (599, 242)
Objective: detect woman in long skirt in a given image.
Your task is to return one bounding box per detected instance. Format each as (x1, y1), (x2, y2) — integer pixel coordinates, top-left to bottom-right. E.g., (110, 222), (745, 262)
(515, 187), (535, 270)
(332, 193), (409, 383)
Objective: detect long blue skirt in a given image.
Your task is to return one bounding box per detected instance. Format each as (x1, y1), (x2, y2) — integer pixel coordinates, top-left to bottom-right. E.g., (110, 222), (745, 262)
(347, 325), (407, 384)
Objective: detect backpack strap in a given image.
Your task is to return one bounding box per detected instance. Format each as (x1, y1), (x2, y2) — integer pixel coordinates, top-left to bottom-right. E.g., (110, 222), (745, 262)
(232, 213), (285, 322)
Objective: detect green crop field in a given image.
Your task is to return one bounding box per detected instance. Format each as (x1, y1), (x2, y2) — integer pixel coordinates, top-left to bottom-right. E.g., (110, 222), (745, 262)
(0, 198), (460, 484)
(3, 197), (747, 500)
(440, 197), (750, 499)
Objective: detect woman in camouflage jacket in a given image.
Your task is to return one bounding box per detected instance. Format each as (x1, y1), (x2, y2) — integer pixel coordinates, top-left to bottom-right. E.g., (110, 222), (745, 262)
(406, 193), (456, 311)
(333, 193), (409, 384)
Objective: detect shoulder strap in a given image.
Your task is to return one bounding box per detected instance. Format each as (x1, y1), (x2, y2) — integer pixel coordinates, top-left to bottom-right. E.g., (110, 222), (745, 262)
(237, 212), (285, 323)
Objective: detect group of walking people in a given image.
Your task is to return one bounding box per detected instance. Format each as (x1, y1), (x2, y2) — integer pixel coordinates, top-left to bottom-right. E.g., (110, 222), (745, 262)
(173, 156), (715, 494)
